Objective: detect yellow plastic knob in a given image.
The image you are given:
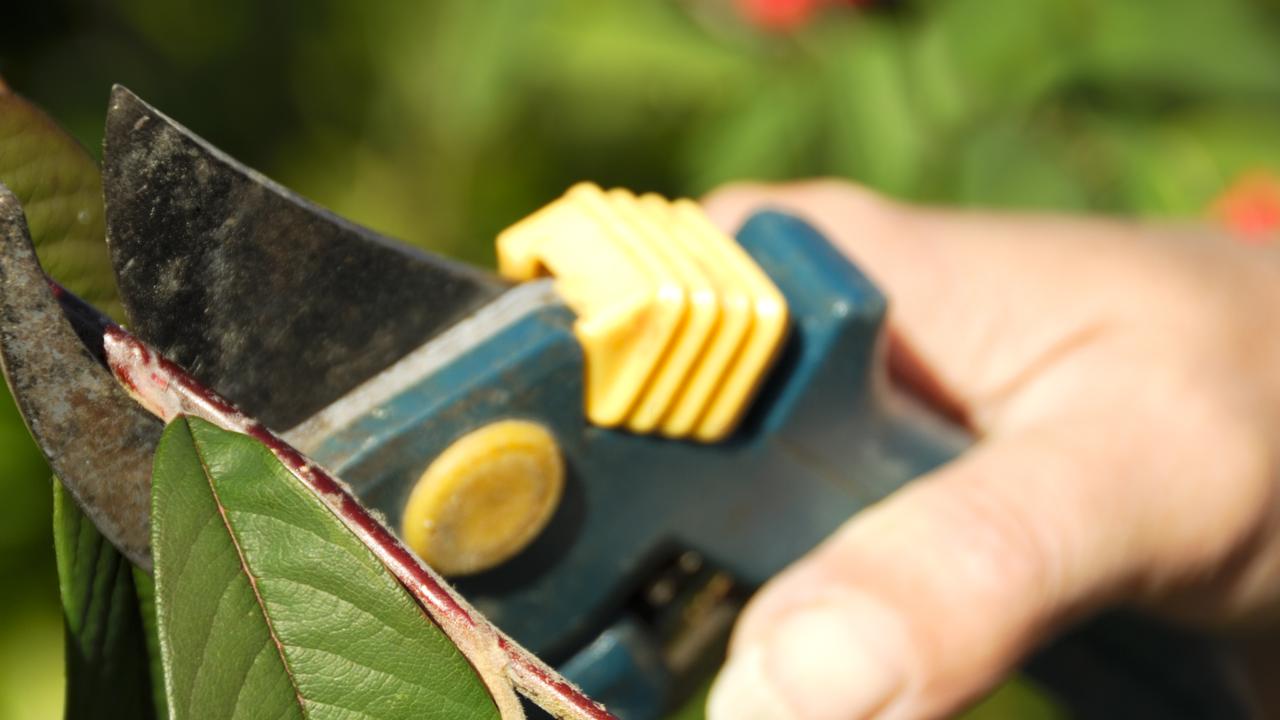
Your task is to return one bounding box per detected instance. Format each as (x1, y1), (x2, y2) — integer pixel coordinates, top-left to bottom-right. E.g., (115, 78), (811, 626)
(497, 184), (790, 442)
(401, 420), (564, 576)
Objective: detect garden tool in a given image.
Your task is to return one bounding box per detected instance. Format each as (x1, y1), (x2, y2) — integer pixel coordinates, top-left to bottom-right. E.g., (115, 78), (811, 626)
(0, 86), (1255, 719)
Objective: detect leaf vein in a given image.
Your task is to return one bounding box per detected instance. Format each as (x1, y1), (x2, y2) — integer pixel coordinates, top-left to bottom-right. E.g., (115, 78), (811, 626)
(228, 507), (370, 570)
(188, 427), (309, 718)
(264, 575), (421, 647)
(284, 640), (457, 700)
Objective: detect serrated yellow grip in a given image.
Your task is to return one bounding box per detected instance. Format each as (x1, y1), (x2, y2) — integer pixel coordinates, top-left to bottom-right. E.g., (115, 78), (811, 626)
(496, 184), (789, 442)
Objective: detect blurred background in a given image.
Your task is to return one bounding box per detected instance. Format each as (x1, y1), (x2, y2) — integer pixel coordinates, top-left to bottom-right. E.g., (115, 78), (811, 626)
(2, 0), (1280, 716)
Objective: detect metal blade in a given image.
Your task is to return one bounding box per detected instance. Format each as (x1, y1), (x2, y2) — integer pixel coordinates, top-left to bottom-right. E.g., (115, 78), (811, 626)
(0, 184), (160, 568)
(103, 86), (507, 431)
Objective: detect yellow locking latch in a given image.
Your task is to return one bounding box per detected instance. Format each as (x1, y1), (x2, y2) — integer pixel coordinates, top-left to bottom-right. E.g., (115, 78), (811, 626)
(497, 183), (789, 442)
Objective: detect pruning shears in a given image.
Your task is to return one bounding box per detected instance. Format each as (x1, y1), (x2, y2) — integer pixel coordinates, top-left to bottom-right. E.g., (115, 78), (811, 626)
(0, 87), (1256, 719)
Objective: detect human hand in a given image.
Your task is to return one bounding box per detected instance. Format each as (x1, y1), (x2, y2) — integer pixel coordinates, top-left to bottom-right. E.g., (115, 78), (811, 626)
(701, 180), (1280, 719)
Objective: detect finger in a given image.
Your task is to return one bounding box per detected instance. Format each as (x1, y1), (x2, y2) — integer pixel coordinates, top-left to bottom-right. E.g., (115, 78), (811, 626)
(707, 426), (1136, 720)
(702, 181), (1143, 431)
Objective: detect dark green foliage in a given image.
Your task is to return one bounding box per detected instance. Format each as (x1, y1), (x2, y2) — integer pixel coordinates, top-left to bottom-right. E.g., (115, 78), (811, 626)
(0, 83), (120, 319)
(53, 480), (155, 719)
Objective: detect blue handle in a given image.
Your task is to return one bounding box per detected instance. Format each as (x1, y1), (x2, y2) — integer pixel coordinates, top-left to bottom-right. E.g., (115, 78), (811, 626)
(307, 211), (1245, 720)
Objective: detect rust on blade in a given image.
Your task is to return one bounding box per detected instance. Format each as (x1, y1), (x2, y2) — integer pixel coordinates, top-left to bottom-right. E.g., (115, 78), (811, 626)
(0, 183), (161, 569)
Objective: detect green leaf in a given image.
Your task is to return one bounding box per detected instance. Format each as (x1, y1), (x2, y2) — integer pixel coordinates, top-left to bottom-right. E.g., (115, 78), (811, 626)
(131, 568), (171, 720)
(811, 20), (928, 196)
(53, 479), (156, 720)
(917, 0), (1080, 119)
(949, 119), (1090, 212)
(1086, 108), (1280, 218)
(151, 416), (500, 720)
(1079, 0), (1280, 101)
(684, 72), (823, 193)
(958, 676), (1068, 720)
(0, 82), (122, 320)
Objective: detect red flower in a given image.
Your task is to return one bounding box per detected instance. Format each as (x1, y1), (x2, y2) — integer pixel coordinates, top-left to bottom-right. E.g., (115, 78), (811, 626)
(1213, 171), (1280, 244)
(736, 0), (821, 29)
(736, 0), (872, 31)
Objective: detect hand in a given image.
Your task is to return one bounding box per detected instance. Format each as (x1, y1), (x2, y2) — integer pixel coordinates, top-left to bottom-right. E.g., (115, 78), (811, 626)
(701, 180), (1280, 720)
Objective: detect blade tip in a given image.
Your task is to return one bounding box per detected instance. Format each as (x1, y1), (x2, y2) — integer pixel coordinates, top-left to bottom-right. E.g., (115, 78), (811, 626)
(0, 182), (23, 223)
(108, 83), (140, 108)
(106, 85), (153, 134)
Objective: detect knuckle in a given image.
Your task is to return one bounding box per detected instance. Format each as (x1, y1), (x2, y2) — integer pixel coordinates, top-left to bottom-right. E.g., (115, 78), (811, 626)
(937, 479), (1065, 612)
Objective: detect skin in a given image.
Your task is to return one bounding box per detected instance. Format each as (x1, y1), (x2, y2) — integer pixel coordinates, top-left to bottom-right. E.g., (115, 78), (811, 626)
(700, 180), (1280, 720)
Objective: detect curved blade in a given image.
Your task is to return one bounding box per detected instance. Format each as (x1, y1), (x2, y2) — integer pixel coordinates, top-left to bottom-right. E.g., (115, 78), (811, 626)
(104, 86), (507, 431)
(0, 184), (160, 569)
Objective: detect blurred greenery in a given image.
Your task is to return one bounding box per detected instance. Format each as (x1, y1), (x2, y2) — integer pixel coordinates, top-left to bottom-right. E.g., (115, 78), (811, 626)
(2, 0), (1279, 716)
(0, 88), (120, 318)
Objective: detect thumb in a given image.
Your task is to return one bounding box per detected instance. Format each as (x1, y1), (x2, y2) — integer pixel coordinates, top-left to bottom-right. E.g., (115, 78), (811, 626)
(707, 427), (1132, 720)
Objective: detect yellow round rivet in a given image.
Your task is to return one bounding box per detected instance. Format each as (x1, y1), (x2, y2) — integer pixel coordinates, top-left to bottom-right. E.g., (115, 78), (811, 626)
(401, 420), (564, 576)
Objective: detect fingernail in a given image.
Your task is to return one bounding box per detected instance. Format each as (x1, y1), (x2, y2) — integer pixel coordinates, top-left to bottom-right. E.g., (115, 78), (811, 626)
(708, 601), (905, 720)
